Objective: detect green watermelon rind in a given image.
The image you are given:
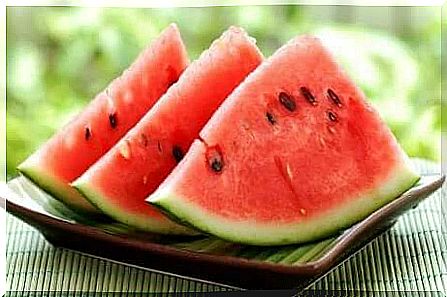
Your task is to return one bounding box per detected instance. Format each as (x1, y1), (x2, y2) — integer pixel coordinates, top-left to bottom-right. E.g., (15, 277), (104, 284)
(17, 156), (99, 215)
(148, 161), (420, 246)
(72, 176), (197, 236)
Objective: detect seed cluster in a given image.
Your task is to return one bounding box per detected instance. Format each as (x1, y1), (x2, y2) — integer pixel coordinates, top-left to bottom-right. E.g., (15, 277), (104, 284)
(96, 87), (344, 180)
(270, 88), (343, 122)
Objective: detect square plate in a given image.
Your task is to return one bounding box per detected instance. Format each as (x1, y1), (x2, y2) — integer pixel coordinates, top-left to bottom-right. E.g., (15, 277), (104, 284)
(2, 173), (444, 290)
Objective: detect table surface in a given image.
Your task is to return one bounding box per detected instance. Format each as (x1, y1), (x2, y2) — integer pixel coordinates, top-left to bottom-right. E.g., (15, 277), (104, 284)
(5, 159), (447, 294)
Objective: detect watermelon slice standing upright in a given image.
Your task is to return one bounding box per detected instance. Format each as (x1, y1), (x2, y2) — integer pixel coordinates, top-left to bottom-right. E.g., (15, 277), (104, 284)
(73, 27), (263, 234)
(148, 35), (420, 245)
(18, 24), (189, 214)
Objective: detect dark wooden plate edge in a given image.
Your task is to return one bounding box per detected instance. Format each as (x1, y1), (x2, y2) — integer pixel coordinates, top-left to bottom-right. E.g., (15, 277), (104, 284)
(3, 174), (445, 289)
(310, 174), (445, 272)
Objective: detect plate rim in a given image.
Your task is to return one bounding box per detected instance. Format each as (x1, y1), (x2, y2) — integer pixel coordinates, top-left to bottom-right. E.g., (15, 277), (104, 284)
(3, 173), (445, 277)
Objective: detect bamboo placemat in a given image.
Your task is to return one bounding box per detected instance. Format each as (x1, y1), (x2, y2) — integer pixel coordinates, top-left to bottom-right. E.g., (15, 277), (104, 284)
(5, 159), (447, 294)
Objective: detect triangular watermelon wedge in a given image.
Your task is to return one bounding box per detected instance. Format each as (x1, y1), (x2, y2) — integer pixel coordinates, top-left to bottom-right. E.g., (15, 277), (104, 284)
(72, 27), (263, 234)
(148, 35), (420, 246)
(18, 24), (189, 214)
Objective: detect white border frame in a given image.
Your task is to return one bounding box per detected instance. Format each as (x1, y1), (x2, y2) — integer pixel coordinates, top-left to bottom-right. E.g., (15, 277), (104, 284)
(1, 1), (445, 295)
(3, 0), (446, 7)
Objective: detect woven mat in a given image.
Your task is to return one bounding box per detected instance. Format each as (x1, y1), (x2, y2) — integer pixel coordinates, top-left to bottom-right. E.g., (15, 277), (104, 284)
(5, 159), (447, 294)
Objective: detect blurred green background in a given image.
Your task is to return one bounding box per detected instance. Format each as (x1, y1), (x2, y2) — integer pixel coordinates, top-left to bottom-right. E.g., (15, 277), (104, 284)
(6, 6), (443, 179)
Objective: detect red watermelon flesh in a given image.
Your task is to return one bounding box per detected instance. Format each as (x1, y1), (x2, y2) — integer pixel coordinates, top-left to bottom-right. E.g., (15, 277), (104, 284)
(73, 27), (263, 233)
(18, 24), (189, 214)
(148, 35), (420, 245)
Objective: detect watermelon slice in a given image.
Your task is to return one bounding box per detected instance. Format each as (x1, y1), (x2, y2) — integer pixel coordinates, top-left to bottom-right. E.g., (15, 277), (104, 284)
(18, 24), (189, 214)
(148, 35), (420, 245)
(72, 27), (263, 233)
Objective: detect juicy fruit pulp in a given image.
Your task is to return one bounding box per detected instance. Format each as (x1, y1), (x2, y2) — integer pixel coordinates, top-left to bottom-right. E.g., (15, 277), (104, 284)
(17, 24), (189, 213)
(148, 35), (420, 245)
(73, 27), (263, 234)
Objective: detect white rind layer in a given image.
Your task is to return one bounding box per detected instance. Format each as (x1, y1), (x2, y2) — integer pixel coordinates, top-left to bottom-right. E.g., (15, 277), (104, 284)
(72, 174), (196, 235)
(148, 159), (419, 246)
(17, 152), (98, 214)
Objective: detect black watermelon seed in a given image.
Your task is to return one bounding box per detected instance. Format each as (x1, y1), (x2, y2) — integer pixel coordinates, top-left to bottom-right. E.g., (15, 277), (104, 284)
(206, 146), (224, 174)
(327, 89), (342, 107)
(328, 110), (338, 122)
(109, 113), (118, 129)
(266, 112), (276, 125)
(211, 158), (223, 173)
(84, 126), (91, 140)
(157, 141), (163, 153)
(300, 87), (317, 105)
(278, 92), (296, 112)
(172, 145), (184, 163)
